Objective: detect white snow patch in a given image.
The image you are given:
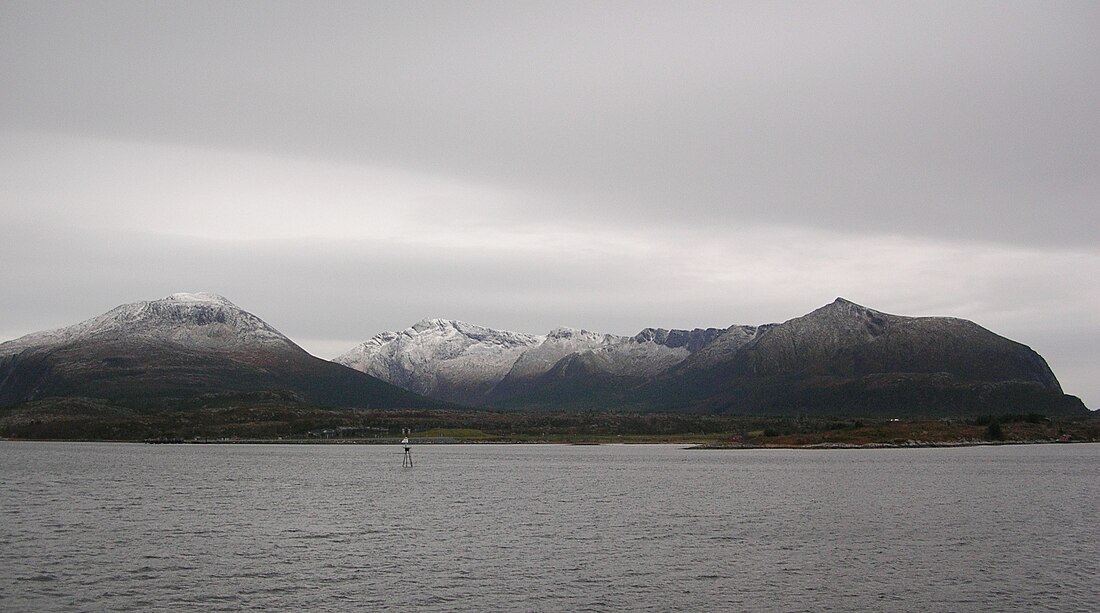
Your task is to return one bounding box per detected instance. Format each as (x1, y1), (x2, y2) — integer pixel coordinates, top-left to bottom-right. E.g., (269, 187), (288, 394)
(165, 292), (234, 305)
(0, 292), (299, 356)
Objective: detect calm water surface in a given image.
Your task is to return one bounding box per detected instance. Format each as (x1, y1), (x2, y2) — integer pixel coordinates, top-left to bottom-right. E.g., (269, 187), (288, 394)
(1, 442), (1097, 611)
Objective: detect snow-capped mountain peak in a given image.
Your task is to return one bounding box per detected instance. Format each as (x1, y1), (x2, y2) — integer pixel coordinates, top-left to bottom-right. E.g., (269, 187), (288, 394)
(333, 319), (545, 405)
(0, 292), (300, 355)
(164, 292), (236, 305)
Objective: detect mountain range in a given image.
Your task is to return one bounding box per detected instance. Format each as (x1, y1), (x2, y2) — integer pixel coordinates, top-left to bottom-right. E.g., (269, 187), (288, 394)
(0, 293), (1087, 418)
(336, 298), (1086, 417)
(333, 319), (724, 406)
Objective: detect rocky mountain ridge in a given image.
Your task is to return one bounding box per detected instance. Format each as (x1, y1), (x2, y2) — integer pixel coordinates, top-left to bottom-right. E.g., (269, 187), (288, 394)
(640, 298), (1075, 415)
(337, 298), (1085, 416)
(333, 319), (726, 406)
(334, 318), (544, 406)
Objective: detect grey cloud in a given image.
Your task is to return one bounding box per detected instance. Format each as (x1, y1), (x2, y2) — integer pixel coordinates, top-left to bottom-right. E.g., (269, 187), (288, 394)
(3, 2), (1098, 245)
(0, 221), (733, 341)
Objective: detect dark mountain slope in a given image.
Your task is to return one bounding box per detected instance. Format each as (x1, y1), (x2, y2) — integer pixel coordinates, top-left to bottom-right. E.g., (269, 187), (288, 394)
(639, 298), (1083, 416)
(0, 293), (442, 410)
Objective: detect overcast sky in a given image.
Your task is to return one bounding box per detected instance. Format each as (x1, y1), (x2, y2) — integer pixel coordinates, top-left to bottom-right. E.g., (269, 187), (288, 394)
(2, 1), (1097, 408)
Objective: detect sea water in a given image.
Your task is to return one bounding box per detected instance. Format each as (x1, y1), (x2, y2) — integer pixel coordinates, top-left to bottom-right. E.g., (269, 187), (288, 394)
(1, 442), (1097, 611)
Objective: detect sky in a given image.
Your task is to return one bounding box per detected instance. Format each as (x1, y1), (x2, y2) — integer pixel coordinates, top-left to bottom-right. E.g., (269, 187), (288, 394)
(1, 1), (1097, 408)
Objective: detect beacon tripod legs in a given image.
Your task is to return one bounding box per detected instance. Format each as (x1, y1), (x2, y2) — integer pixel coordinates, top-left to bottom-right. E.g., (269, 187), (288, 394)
(400, 431), (413, 467)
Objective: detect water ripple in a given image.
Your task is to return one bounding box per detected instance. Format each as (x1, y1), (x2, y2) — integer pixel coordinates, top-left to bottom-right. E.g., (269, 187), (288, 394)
(1, 442), (1098, 611)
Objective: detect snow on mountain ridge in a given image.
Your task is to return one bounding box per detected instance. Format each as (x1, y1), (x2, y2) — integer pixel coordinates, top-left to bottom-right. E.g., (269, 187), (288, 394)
(164, 292), (235, 305)
(337, 318), (731, 405)
(632, 327), (727, 352)
(333, 318), (545, 405)
(545, 327), (615, 342)
(499, 326), (696, 384)
(0, 293), (299, 355)
(408, 318), (546, 348)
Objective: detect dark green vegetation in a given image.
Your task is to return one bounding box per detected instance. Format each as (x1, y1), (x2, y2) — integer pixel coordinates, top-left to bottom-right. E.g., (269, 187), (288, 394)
(749, 413), (1100, 447)
(3, 399), (1097, 445)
